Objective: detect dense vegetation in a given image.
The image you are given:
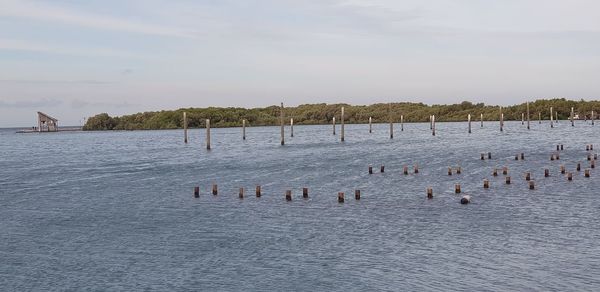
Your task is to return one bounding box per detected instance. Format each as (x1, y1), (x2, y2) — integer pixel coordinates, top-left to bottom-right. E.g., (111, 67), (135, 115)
(83, 98), (600, 130)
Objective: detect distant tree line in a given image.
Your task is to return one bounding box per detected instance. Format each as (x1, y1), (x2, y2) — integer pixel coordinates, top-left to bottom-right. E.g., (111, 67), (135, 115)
(83, 98), (600, 131)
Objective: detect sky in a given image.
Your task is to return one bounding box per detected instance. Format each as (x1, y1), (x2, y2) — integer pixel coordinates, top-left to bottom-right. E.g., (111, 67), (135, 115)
(1, 0), (599, 127)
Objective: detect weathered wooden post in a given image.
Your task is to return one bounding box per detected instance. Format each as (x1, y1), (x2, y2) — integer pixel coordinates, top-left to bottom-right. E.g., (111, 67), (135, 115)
(525, 172), (531, 181)
(448, 167), (452, 175)
(430, 115), (433, 130)
(506, 176), (511, 184)
(401, 115), (404, 131)
(481, 153), (485, 160)
(555, 111), (559, 123)
(432, 115), (436, 136)
(585, 169), (590, 177)
(483, 179), (489, 189)
(577, 163), (581, 171)
(592, 110), (595, 126)
(183, 112), (188, 143)
(332, 117), (336, 135)
(389, 103), (393, 139)
(544, 169), (550, 177)
(488, 152), (492, 159)
(528, 181), (535, 190)
(290, 118), (294, 137)
(355, 190), (361, 200)
(403, 166), (409, 175)
(503, 166), (508, 175)
(256, 185), (261, 197)
(193, 186), (199, 198)
(414, 164), (419, 174)
(368, 117), (372, 133)
(567, 172), (573, 181)
(427, 187), (433, 199)
(560, 165), (565, 174)
(242, 119), (246, 140)
(468, 114), (471, 133)
(455, 184), (461, 193)
(239, 188), (244, 199)
(571, 107), (574, 127)
(212, 184), (218, 195)
(380, 165), (385, 173)
(539, 112), (542, 124)
(205, 119), (211, 150)
(521, 113), (524, 125)
(456, 166), (462, 174)
(500, 106), (503, 132)
(550, 107), (554, 128)
(526, 102), (530, 130)
(280, 102), (285, 145)
(303, 187), (308, 199)
(285, 190), (292, 201)
(338, 192), (345, 203)
(368, 165), (373, 174)
(481, 113), (484, 127)
(341, 107), (345, 142)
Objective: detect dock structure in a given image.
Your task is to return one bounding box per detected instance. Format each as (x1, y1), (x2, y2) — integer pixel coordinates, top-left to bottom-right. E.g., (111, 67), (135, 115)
(37, 112), (59, 132)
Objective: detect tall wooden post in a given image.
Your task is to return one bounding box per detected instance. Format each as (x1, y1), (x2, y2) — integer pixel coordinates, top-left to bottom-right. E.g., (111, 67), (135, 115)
(526, 102), (530, 130)
(432, 115), (436, 136)
(389, 104), (393, 139)
(205, 119), (211, 150)
(341, 106), (345, 142)
(555, 111), (558, 123)
(430, 115), (433, 130)
(550, 107), (554, 128)
(468, 113), (471, 133)
(480, 113), (483, 127)
(242, 119), (246, 140)
(290, 118), (294, 137)
(183, 112), (188, 143)
(369, 117), (372, 133)
(401, 115), (404, 131)
(571, 107), (574, 127)
(500, 107), (503, 132)
(592, 110), (595, 126)
(280, 102), (284, 145)
(539, 112), (541, 124)
(332, 117), (336, 135)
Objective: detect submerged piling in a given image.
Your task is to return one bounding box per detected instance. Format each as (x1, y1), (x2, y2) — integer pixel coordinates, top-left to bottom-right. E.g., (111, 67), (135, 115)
(193, 186), (199, 198)
(212, 184), (218, 195)
(239, 188), (244, 199)
(403, 165), (409, 175)
(256, 185), (261, 197)
(483, 179), (490, 189)
(286, 190), (292, 201)
(585, 169), (591, 177)
(529, 181), (535, 190)
(355, 190), (361, 200)
(338, 192), (345, 203)
(461, 195), (471, 204)
(303, 187), (308, 199)
(427, 187), (433, 199)
(455, 184), (461, 194)
(544, 169), (549, 177)
(506, 176), (511, 184)
(368, 165), (373, 174)
(567, 172), (573, 181)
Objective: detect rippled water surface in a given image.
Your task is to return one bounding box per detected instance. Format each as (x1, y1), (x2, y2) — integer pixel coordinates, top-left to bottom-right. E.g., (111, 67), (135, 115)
(2, 121), (600, 291)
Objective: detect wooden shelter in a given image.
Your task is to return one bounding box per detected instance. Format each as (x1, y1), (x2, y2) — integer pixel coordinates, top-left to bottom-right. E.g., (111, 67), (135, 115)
(37, 112), (58, 132)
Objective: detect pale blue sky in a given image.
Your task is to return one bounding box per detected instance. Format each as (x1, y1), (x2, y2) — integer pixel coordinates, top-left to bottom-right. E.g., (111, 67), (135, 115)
(1, 0), (599, 126)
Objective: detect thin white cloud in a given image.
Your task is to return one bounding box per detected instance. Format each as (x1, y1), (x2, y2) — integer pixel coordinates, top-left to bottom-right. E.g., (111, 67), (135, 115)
(0, 38), (144, 58)
(0, 0), (195, 38)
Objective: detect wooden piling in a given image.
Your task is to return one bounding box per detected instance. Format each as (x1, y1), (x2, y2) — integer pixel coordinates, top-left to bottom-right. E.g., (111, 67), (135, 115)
(571, 107), (574, 127)
(432, 115), (436, 136)
(290, 118), (294, 137)
(493, 168), (498, 176)
(481, 113), (484, 127)
(206, 119), (211, 150)
(456, 167), (462, 174)
(355, 190), (361, 200)
(303, 187), (308, 199)
(468, 114), (471, 133)
(503, 166), (508, 175)
(539, 112), (541, 124)
(414, 164), (419, 174)
(577, 163), (581, 171)
(544, 169), (549, 177)
(427, 187), (433, 199)
(521, 153), (525, 160)
(401, 115), (404, 131)
(526, 102), (530, 130)
(332, 117), (336, 135)
(460, 195), (471, 204)
(506, 176), (511, 184)
(341, 107), (345, 142)
(550, 106), (554, 128)
(194, 186), (199, 198)
(591, 160), (596, 169)
(338, 192), (345, 203)
(567, 172), (573, 181)
(368, 117), (372, 133)
(500, 107), (504, 132)
(380, 165), (385, 173)
(585, 169), (590, 177)
(212, 184), (218, 195)
(488, 152), (492, 159)
(521, 113), (524, 125)
(529, 181), (535, 190)
(403, 166), (409, 175)
(483, 179), (489, 189)
(560, 165), (565, 174)
(256, 185), (261, 197)
(448, 167), (452, 175)
(242, 119), (246, 140)
(286, 190), (292, 201)
(592, 110), (595, 126)
(525, 172), (531, 181)
(389, 103), (393, 139)
(280, 102), (285, 145)
(239, 188), (244, 199)
(455, 184), (461, 194)
(368, 165), (373, 174)
(481, 153), (485, 160)
(183, 112), (188, 143)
